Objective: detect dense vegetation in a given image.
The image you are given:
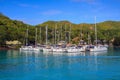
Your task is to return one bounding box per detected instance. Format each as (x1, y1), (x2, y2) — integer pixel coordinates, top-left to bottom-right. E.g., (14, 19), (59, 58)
(0, 13), (120, 47)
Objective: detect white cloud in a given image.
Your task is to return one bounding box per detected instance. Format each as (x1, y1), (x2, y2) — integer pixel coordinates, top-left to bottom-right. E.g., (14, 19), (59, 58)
(41, 10), (62, 15)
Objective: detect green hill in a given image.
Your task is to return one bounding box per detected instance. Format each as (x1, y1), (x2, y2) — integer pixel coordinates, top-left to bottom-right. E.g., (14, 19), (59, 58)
(0, 13), (120, 46)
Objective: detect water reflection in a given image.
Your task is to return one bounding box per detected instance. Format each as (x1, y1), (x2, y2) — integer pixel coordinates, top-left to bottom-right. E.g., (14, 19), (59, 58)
(0, 48), (120, 80)
(64, 52), (85, 57)
(0, 50), (113, 72)
(20, 50), (40, 54)
(18, 51), (108, 71)
(89, 51), (108, 56)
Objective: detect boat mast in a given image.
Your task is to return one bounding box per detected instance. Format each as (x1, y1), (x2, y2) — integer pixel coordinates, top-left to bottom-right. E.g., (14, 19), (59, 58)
(95, 16), (97, 45)
(80, 24), (83, 40)
(65, 24), (66, 42)
(69, 24), (71, 43)
(60, 24), (62, 41)
(52, 27), (54, 44)
(39, 27), (41, 44)
(55, 24), (57, 44)
(46, 25), (48, 45)
(58, 25), (60, 43)
(25, 26), (28, 46)
(35, 28), (37, 46)
(88, 32), (90, 44)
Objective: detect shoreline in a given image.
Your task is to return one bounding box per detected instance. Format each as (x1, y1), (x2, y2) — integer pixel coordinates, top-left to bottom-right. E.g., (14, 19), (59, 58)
(0, 47), (18, 50)
(0, 47), (10, 50)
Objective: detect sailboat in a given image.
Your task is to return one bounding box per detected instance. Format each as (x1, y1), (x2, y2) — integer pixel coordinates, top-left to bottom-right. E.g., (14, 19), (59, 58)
(20, 26), (34, 51)
(52, 24), (67, 53)
(42, 25), (53, 52)
(66, 24), (86, 53)
(89, 17), (108, 52)
(37, 27), (44, 52)
(32, 28), (40, 51)
(67, 44), (87, 52)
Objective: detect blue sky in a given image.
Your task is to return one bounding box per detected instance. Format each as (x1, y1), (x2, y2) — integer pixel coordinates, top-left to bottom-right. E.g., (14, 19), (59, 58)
(0, 0), (120, 25)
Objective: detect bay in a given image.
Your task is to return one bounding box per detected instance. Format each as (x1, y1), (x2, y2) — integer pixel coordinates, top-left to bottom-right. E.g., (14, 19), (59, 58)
(0, 47), (120, 80)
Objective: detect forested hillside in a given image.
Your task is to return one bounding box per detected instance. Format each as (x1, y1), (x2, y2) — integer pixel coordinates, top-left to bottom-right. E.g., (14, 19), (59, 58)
(0, 13), (120, 47)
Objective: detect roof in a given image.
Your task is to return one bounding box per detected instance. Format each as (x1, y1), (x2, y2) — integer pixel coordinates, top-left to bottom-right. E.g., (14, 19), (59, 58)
(6, 40), (22, 45)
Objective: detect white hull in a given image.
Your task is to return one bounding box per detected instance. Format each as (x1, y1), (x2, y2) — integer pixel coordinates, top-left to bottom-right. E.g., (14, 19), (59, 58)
(33, 48), (40, 51)
(67, 46), (86, 53)
(20, 46), (34, 51)
(20, 46), (40, 52)
(43, 48), (53, 52)
(53, 48), (67, 52)
(79, 46), (86, 52)
(90, 46), (108, 52)
(67, 48), (80, 53)
(67, 47), (81, 53)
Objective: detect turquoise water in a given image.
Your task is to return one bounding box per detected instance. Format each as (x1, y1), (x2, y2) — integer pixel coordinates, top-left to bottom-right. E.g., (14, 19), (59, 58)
(0, 47), (120, 80)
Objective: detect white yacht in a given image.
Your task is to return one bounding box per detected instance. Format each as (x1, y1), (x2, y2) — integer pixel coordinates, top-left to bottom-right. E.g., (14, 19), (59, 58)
(52, 45), (67, 53)
(20, 28), (40, 52)
(67, 45), (86, 53)
(42, 45), (53, 52)
(42, 25), (53, 53)
(89, 17), (108, 52)
(89, 45), (107, 52)
(20, 46), (34, 51)
(67, 46), (80, 53)
(20, 27), (34, 51)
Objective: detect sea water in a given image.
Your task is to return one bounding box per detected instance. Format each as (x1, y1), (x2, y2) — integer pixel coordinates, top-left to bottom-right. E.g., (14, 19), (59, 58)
(0, 47), (120, 80)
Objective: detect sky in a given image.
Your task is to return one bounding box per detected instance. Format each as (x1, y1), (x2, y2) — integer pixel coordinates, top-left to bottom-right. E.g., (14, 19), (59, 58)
(0, 0), (120, 25)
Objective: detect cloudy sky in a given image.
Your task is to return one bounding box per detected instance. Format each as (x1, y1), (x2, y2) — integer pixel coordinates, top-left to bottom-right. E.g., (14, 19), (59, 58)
(0, 0), (120, 25)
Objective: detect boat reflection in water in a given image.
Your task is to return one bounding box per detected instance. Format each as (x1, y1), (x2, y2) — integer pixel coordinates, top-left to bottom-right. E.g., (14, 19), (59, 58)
(87, 51), (108, 71)
(20, 50), (40, 54)
(89, 51), (108, 56)
(66, 52), (85, 56)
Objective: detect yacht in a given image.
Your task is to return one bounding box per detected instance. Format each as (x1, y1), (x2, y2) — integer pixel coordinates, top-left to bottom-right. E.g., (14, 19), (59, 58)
(89, 44), (107, 52)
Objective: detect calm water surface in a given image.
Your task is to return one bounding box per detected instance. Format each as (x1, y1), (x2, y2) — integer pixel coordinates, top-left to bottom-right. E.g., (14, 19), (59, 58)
(0, 47), (120, 80)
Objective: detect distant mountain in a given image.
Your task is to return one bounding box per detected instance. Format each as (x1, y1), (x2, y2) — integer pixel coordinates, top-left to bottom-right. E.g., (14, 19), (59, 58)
(37, 20), (74, 29)
(40, 20), (72, 24)
(38, 20), (120, 29)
